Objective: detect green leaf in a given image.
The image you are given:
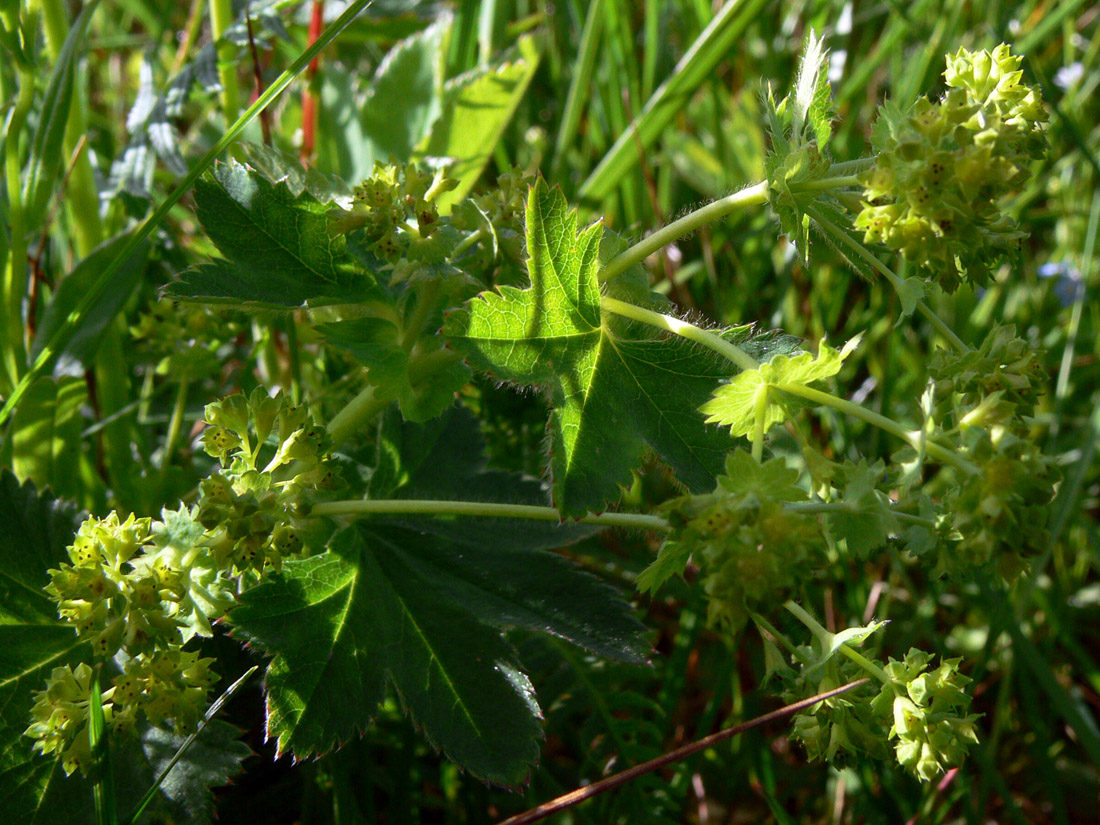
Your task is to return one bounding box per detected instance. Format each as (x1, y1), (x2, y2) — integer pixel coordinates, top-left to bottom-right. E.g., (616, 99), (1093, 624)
(701, 336), (861, 438)
(229, 527), (543, 787)
(113, 720), (251, 825)
(0, 470), (89, 819)
(636, 541), (692, 594)
(318, 317), (470, 422)
(413, 35), (540, 212)
(367, 407), (648, 662)
(230, 407), (649, 785)
(360, 16), (450, 166)
(31, 231), (151, 372)
(165, 161), (376, 309)
(826, 461), (899, 558)
(11, 376), (89, 503)
(445, 180), (749, 516)
(717, 450), (807, 502)
(21, 0), (101, 228)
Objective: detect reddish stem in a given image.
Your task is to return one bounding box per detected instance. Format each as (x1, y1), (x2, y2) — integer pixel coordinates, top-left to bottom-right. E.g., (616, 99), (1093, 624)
(300, 0), (325, 164)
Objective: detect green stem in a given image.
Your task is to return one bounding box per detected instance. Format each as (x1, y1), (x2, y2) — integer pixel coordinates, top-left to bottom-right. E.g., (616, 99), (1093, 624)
(400, 280), (442, 350)
(806, 205), (969, 354)
(783, 600), (892, 687)
(159, 380), (190, 482)
(792, 175), (862, 192)
(311, 498), (671, 531)
(785, 500), (935, 527)
(751, 384), (767, 461)
(750, 611), (812, 665)
(451, 227), (487, 258)
(209, 0), (241, 122)
(325, 384), (393, 448)
(600, 181), (769, 282)
(776, 381), (978, 474)
(600, 296), (759, 372)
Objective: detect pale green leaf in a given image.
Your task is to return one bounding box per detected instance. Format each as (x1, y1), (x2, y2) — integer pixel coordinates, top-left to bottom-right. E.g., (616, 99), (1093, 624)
(11, 377), (89, 503)
(701, 337), (861, 438)
(413, 35), (540, 212)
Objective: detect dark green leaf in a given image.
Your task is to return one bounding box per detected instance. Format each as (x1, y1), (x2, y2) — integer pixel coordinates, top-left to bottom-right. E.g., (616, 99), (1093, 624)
(231, 407), (649, 784)
(114, 721), (251, 825)
(229, 527), (543, 788)
(166, 161), (376, 308)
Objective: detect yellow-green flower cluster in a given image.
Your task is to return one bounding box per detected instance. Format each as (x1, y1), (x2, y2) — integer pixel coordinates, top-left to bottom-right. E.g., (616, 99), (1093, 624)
(26, 390), (341, 775)
(870, 650), (980, 782)
(198, 389), (342, 574)
(332, 162), (458, 263)
(784, 639), (979, 781)
(856, 44), (1047, 291)
(662, 452), (822, 630)
(936, 427), (1058, 581)
(29, 509), (225, 775)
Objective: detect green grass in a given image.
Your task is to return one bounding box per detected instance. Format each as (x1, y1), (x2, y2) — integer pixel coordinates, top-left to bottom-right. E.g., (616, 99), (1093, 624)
(1, 0), (1097, 822)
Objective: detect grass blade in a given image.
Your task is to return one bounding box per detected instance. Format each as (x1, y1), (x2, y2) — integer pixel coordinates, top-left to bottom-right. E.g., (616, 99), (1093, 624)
(22, 0), (101, 228)
(89, 670), (118, 825)
(550, 0), (605, 176)
(576, 0), (769, 208)
(0, 0), (373, 428)
(122, 665), (258, 825)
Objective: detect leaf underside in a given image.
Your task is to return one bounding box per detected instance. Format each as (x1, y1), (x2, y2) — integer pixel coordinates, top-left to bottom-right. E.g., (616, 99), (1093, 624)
(445, 179), (790, 517)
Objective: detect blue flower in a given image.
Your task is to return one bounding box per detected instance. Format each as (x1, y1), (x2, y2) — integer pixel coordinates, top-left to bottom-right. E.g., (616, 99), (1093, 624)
(1038, 262), (1083, 307)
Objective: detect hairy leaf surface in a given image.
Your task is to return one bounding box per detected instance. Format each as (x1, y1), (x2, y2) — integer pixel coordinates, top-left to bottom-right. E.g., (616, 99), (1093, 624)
(445, 180), (780, 516)
(166, 161), (376, 308)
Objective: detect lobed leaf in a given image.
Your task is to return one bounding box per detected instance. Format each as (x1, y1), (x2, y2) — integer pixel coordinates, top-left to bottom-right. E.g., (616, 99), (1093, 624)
(702, 336), (861, 438)
(166, 161), (376, 309)
(446, 180), (755, 516)
(230, 407), (649, 785)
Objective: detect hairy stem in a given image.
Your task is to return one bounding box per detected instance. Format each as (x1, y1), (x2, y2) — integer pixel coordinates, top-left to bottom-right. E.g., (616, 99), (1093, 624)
(600, 182), (769, 282)
(600, 297), (759, 372)
(158, 380), (190, 482)
(776, 382), (977, 474)
(783, 600), (892, 686)
(311, 498), (671, 531)
(750, 611), (812, 665)
(325, 384), (393, 448)
(807, 205), (969, 354)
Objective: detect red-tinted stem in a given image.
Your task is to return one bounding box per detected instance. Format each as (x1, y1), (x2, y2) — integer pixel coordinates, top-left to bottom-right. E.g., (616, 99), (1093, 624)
(300, 0), (324, 163)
